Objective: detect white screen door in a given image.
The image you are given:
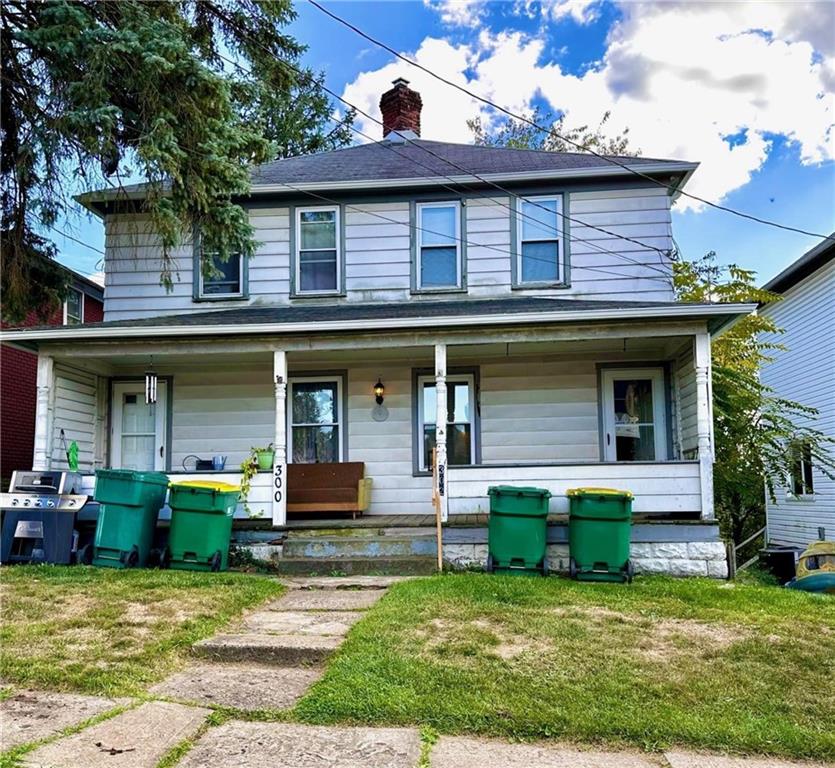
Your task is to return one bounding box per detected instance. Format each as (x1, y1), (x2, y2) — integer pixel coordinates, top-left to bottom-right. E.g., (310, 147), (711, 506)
(601, 368), (667, 461)
(111, 381), (168, 470)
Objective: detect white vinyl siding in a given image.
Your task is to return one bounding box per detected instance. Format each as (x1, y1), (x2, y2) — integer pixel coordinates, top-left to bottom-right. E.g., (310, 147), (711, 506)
(50, 364), (99, 471)
(101, 186), (675, 319)
(761, 259), (835, 547)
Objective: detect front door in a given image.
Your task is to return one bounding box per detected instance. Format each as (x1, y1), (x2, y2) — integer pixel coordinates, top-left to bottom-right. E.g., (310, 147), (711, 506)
(601, 368), (667, 461)
(111, 381), (168, 470)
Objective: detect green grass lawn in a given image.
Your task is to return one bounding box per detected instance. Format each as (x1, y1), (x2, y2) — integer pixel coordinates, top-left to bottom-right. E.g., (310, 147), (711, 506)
(295, 573), (835, 760)
(0, 565), (282, 697)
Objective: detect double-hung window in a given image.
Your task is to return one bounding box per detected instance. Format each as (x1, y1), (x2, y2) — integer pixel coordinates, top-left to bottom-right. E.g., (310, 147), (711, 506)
(517, 195), (562, 284)
(790, 442), (814, 496)
(289, 377), (343, 464)
(198, 253), (244, 298)
(416, 201), (461, 290)
(296, 206), (340, 294)
(64, 288), (83, 325)
(417, 373), (476, 471)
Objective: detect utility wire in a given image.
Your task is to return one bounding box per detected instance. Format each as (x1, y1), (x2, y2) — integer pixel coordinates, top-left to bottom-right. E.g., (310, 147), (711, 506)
(210, 45), (673, 280)
(308, 0), (834, 243)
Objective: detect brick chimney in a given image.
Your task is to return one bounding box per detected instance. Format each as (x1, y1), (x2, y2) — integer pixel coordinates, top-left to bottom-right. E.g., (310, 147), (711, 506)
(380, 78), (422, 140)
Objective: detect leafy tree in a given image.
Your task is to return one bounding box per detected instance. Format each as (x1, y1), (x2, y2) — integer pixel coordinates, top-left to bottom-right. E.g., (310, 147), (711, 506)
(468, 107), (638, 156)
(1, 0), (353, 322)
(674, 254), (835, 545)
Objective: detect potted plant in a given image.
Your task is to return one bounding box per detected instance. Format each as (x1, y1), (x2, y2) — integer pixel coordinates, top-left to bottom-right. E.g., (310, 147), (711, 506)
(239, 444), (274, 516)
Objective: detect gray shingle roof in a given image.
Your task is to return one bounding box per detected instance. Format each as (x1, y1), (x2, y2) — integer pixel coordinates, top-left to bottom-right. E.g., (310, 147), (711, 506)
(249, 139), (686, 186)
(17, 297), (710, 332)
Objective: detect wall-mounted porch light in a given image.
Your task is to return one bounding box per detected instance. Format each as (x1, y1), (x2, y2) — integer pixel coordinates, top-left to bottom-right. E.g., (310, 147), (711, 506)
(373, 378), (385, 405)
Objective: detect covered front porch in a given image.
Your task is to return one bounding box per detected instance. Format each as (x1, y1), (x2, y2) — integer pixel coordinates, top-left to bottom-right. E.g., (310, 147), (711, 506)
(29, 314), (716, 532)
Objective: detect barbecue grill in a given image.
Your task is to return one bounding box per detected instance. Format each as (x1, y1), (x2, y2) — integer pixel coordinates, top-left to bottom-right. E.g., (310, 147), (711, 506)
(0, 471), (88, 564)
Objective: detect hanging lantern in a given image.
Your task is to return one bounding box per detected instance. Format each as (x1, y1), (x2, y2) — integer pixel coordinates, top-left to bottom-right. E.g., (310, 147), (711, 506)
(145, 359), (158, 404)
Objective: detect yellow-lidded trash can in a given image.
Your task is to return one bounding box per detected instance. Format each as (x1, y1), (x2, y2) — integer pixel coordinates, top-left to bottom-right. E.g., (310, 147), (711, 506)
(165, 480), (239, 572)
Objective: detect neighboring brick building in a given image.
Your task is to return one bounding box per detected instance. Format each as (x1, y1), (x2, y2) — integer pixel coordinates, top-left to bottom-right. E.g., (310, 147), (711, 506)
(0, 266), (103, 487)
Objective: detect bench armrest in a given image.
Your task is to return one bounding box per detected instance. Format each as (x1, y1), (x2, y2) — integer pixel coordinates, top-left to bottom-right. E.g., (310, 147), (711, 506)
(357, 477), (373, 511)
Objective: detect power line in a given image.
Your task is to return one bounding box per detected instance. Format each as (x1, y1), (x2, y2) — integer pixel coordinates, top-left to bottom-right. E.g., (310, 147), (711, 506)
(308, 0), (834, 243)
(210, 44), (673, 280)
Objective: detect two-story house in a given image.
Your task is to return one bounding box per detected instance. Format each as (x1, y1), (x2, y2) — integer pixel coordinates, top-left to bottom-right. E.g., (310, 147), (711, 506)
(760, 234), (835, 548)
(1, 80), (754, 575)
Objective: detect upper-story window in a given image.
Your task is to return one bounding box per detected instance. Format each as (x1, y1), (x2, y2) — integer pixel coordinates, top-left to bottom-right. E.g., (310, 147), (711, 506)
(416, 201), (462, 290)
(64, 287), (83, 325)
(198, 253), (244, 298)
(296, 206), (341, 294)
(517, 196), (563, 285)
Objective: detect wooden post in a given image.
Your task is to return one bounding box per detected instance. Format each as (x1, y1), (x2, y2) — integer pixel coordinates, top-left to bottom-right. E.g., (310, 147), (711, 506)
(694, 333), (714, 520)
(434, 343), (448, 523)
(33, 354), (54, 470)
(272, 350), (288, 527)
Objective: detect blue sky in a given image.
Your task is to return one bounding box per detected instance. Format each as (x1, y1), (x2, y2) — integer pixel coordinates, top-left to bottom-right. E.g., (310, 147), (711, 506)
(56, 0), (834, 286)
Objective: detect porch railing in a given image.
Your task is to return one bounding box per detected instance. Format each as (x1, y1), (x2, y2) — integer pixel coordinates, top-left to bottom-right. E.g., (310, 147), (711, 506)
(727, 525), (767, 578)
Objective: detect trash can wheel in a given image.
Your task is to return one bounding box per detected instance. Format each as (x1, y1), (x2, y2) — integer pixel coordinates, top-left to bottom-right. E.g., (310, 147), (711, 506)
(77, 544), (93, 566)
(121, 547), (140, 569)
(569, 557), (578, 580)
(625, 559), (635, 585)
(485, 553), (495, 573)
(160, 547), (171, 570)
(210, 550), (222, 573)
(541, 558), (550, 577)
(147, 548), (162, 568)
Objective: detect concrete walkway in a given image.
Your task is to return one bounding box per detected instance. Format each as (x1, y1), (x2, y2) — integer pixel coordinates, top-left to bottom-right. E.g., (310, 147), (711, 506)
(3, 575), (832, 768)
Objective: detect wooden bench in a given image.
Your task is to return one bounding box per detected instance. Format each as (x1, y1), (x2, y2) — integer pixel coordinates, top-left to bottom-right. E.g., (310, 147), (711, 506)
(286, 462), (372, 519)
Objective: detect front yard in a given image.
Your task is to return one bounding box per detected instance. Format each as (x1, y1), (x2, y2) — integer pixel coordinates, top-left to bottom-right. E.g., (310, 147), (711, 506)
(295, 573), (835, 760)
(0, 566), (283, 697)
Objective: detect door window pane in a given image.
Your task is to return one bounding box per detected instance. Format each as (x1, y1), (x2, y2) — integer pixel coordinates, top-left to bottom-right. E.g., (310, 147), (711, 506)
(613, 378), (656, 461)
(290, 380), (340, 464)
(120, 395), (156, 470)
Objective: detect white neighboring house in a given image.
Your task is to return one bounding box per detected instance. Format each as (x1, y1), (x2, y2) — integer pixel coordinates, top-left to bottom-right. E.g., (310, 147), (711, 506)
(760, 235), (835, 547)
(0, 79), (755, 576)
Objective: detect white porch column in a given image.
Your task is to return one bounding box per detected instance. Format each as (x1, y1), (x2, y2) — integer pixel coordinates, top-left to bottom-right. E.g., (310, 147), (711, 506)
(694, 333), (714, 520)
(272, 350), (288, 527)
(434, 343), (449, 522)
(32, 353), (55, 470)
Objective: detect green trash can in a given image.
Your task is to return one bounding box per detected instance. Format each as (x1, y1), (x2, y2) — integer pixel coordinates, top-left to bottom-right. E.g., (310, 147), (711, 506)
(166, 481), (239, 572)
(567, 487), (634, 583)
(92, 469), (169, 568)
(486, 485), (552, 575)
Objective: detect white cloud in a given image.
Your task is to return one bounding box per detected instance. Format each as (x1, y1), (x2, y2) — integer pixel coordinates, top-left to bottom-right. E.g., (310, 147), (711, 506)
(343, 1), (834, 210)
(422, 0), (485, 26)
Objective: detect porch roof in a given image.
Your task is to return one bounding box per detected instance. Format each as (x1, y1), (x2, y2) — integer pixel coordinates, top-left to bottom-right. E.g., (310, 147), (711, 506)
(2, 296), (753, 346)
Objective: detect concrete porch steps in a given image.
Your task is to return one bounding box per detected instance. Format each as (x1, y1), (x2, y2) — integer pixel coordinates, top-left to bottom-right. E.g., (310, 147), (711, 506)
(275, 554), (437, 576)
(282, 530), (437, 560)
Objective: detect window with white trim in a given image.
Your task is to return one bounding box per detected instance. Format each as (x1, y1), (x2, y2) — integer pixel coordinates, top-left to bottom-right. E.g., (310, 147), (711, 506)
(198, 253), (244, 298)
(288, 377), (343, 463)
(296, 206), (340, 294)
(417, 374), (476, 471)
(64, 288), (83, 325)
(416, 201), (461, 289)
(517, 196), (562, 284)
(790, 442), (814, 496)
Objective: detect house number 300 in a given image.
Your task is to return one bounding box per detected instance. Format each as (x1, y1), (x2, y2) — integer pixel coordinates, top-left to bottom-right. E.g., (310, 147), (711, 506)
(273, 463), (283, 503)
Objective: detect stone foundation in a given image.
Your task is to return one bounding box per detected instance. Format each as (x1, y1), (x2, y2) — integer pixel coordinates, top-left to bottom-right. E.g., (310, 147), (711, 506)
(443, 540), (728, 578)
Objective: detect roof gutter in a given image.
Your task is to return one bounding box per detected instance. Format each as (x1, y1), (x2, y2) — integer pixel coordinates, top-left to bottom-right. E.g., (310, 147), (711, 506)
(1, 303), (755, 344)
(76, 161), (699, 215)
